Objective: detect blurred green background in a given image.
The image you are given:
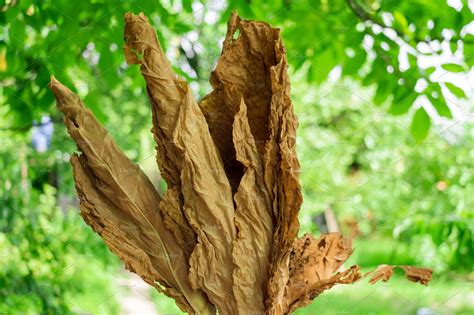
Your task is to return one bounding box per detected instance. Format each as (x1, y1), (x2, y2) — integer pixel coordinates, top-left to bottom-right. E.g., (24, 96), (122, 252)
(1, 0), (473, 314)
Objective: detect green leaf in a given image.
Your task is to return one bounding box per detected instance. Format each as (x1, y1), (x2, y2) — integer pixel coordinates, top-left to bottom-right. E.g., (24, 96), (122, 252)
(411, 107), (430, 142)
(98, 42), (119, 88)
(407, 53), (417, 69)
(463, 35), (474, 66)
(449, 41), (457, 54)
(83, 93), (108, 123)
(393, 11), (410, 35)
(373, 80), (392, 106)
(390, 89), (417, 115)
(445, 82), (466, 98)
(424, 66), (436, 76)
(182, 0), (193, 13)
(290, 49), (307, 70)
(428, 94), (452, 118)
(309, 49), (335, 84)
(441, 63), (465, 72)
(8, 18), (26, 49)
(342, 50), (366, 76)
(362, 57), (384, 87)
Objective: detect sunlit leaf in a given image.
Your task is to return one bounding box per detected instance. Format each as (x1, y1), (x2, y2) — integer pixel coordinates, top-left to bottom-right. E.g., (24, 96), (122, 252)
(407, 53), (417, 69)
(462, 36), (474, 66)
(309, 49), (335, 84)
(449, 41), (458, 54)
(390, 88), (417, 115)
(373, 80), (392, 106)
(411, 107), (430, 142)
(445, 82), (466, 98)
(342, 50), (366, 76)
(441, 63), (465, 73)
(393, 11), (410, 36)
(428, 94), (452, 119)
(423, 66), (436, 76)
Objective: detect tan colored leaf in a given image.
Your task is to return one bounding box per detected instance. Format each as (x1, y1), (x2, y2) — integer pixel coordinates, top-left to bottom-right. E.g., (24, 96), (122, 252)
(198, 13), (303, 313)
(199, 12), (282, 193)
(124, 12), (237, 314)
(283, 233), (433, 314)
(158, 187), (196, 259)
(399, 266), (433, 285)
(283, 233), (354, 312)
(286, 265), (362, 313)
(49, 77), (214, 314)
(231, 97), (273, 313)
(72, 154), (213, 314)
(52, 11), (434, 315)
(367, 265), (432, 286)
(368, 265), (394, 284)
(259, 20), (302, 315)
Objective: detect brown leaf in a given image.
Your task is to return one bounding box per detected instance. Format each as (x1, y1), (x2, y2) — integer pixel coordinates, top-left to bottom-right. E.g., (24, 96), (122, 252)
(72, 154), (213, 314)
(283, 233), (354, 313)
(260, 22), (302, 315)
(158, 187), (196, 259)
(199, 12), (303, 313)
(399, 266), (433, 285)
(283, 232), (433, 314)
(124, 12), (237, 314)
(49, 77), (214, 313)
(199, 12), (281, 193)
(368, 265), (394, 284)
(53, 11), (434, 315)
(286, 265), (362, 313)
(231, 97), (273, 313)
(367, 265), (432, 286)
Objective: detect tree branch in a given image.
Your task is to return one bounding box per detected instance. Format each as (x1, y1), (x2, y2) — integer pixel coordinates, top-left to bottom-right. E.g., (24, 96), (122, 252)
(346, 0), (472, 45)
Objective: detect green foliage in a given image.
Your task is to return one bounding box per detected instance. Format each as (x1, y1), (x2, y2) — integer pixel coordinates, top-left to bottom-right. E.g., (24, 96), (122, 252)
(0, 132), (121, 314)
(293, 76), (473, 272)
(411, 107), (430, 142)
(0, 0), (222, 130)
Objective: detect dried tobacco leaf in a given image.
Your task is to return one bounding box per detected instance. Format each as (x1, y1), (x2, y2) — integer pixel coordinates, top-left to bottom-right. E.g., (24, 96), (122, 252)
(283, 233), (432, 314)
(286, 265), (363, 314)
(198, 12), (303, 313)
(283, 233), (357, 312)
(368, 265), (433, 285)
(284, 233), (353, 310)
(399, 266), (433, 285)
(124, 12), (238, 314)
(368, 264), (394, 284)
(231, 97), (273, 313)
(257, 17), (303, 315)
(52, 11), (433, 315)
(199, 12), (281, 192)
(49, 77), (214, 314)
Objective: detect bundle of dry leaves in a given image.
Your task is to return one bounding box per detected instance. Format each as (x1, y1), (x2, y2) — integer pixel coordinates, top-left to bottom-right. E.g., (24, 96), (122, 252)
(49, 12), (432, 315)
